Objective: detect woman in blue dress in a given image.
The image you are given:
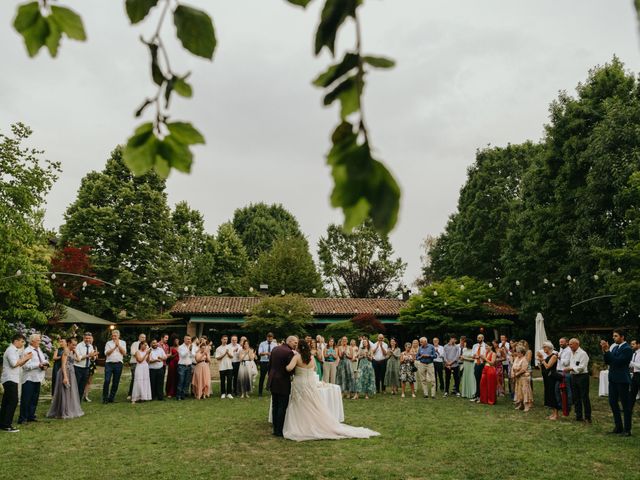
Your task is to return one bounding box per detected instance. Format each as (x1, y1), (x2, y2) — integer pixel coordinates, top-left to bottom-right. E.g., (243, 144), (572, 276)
(335, 336), (355, 398)
(354, 338), (376, 399)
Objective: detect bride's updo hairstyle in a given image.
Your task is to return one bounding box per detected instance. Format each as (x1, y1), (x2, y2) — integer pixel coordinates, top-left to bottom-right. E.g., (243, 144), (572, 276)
(297, 339), (312, 364)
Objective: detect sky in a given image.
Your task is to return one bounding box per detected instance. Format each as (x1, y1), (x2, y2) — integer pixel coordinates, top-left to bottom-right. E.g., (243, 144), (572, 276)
(1, 0), (639, 287)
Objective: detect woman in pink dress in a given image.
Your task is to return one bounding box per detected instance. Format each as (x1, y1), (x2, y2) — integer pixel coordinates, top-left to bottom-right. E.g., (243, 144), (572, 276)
(191, 343), (211, 399)
(165, 335), (179, 398)
(492, 340), (505, 396)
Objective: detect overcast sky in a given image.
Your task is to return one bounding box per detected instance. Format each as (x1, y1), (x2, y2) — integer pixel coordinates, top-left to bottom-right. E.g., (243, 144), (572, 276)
(1, 0), (639, 286)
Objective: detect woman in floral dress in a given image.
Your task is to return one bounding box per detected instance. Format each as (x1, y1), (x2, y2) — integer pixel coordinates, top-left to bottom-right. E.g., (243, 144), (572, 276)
(399, 342), (416, 398)
(335, 336), (355, 398)
(354, 338), (376, 399)
(384, 338), (401, 395)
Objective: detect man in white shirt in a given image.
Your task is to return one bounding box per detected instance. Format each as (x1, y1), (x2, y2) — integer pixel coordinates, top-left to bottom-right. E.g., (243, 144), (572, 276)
(554, 337), (573, 411)
(127, 333), (146, 399)
(257, 332), (278, 397)
(432, 337), (445, 393)
(371, 334), (388, 394)
(215, 335), (234, 398)
(102, 329), (126, 404)
(471, 335), (487, 401)
(229, 335), (242, 396)
(630, 339), (640, 412)
(18, 333), (48, 424)
(148, 339), (167, 401)
(176, 335), (195, 400)
(499, 335), (511, 393)
(1, 334), (30, 432)
(74, 332), (98, 402)
(564, 338), (591, 423)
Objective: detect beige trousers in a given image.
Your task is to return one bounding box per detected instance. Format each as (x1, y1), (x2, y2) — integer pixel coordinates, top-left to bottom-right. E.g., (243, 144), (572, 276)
(323, 361), (337, 384)
(416, 362), (436, 397)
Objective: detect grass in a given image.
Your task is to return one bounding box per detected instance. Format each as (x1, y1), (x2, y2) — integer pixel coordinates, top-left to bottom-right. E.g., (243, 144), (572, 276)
(1, 372), (638, 480)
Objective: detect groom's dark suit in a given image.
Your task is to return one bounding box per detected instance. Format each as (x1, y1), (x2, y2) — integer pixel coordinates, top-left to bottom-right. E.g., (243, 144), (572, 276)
(604, 342), (633, 434)
(268, 343), (295, 437)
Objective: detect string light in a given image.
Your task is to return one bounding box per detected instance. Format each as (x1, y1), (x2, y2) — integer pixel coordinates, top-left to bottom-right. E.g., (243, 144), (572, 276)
(459, 284), (465, 290)
(312, 288), (317, 295)
(281, 289), (286, 296)
(543, 278), (548, 284)
(115, 279), (120, 285)
(515, 280), (520, 286)
(217, 287), (222, 293)
(16, 269), (22, 276)
(566, 275), (572, 281)
(617, 267), (622, 273)
(593, 274), (599, 281)
(488, 282), (493, 288)
(51, 273), (56, 280)
(433, 290), (438, 296)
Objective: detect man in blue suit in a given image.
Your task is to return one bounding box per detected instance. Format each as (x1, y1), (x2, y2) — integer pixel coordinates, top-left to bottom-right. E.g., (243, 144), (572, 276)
(601, 329), (633, 437)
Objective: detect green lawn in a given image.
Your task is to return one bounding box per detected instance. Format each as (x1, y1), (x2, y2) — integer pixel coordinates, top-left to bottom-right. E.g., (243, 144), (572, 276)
(2, 372), (638, 480)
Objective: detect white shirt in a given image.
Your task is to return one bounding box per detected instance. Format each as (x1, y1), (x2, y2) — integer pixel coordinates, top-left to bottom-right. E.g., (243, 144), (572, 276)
(499, 341), (510, 365)
(215, 345), (233, 371)
(229, 343), (242, 362)
(258, 340), (278, 363)
(178, 343), (195, 366)
(471, 342), (486, 362)
(148, 347), (166, 370)
(630, 350), (640, 373)
(104, 339), (126, 363)
(371, 342), (389, 362)
(129, 341), (141, 365)
(433, 345), (444, 363)
(74, 342), (95, 368)
(1, 344), (22, 384)
(556, 346), (571, 372)
(22, 345), (46, 383)
(568, 347), (589, 374)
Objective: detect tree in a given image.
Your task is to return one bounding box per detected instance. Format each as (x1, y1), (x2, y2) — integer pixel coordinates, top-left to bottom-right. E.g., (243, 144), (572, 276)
(318, 221), (406, 298)
(205, 222), (250, 296)
(0, 123), (58, 330)
(246, 236), (322, 296)
(244, 295), (312, 338)
(231, 203), (304, 259)
(59, 147), (176, 320)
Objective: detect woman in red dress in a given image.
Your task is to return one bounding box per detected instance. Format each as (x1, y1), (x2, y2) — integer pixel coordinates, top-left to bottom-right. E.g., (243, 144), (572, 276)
(480, 343), (497, 405)
(165, 335), (180, 398)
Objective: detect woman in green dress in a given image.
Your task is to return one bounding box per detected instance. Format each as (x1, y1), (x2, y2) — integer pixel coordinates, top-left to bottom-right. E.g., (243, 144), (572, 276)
(335, 336), (355, 398)
(354, 338), (376, 399)
(384, 338), (401, 395)
(311, 339), (323, 379)
(460, 338), (476, 399)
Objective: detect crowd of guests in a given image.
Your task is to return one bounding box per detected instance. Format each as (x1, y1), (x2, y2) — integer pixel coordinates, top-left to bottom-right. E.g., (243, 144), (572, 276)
(1, 328), (638, 436)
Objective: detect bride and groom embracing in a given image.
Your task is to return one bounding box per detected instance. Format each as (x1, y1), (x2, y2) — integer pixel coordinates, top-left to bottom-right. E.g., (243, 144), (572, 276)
(267, 335), (380, 442)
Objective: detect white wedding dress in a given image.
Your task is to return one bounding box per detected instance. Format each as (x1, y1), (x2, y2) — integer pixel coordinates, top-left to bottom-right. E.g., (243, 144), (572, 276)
(282, 364), (380, 442)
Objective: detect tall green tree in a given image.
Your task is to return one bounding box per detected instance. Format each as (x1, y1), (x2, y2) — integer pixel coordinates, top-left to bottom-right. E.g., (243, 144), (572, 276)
(318, 220), (406, 298)
(203, 222), (250, 296)
(0, 123), (58, 330)
(231, 203), (304, 259)
(244, 295), (312, 338)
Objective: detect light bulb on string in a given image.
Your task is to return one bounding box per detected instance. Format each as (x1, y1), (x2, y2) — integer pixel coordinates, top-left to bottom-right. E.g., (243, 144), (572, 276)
(459, 284), (465, 290)
(433, 290), (438, 296)
(62, 282), (66, 288)
(531, 290), (536, 295)
(82, 281), (88, 288)
(466, 298), (470, 303)
(551, 283), (556, 288)
(617, 267), (622, 273)
(288, 310), (292, 314)
(509, 291), (513, 296)
(16, 269), (22, 276)
(217, 287), (222, 293)
(267, 309), (271, 314)
(101, 290), (105, 295)
(121, 294), (125, 299)
(281, 290), (286, 296)
(515, 280), (520, 286)
(543, 278), (548, 284)
(488, 298), (492, 303)
(184, 286), (189, 292)
(51, 273), (56, 280)
(566, 275), (572, 281)
(593, 274), (599, 281)
(115, 279), (120, 285)
(312, 288), (317, 295)
(488, 282), (493, 288)
(152, 282), (157, 288)
(249, 287), (254, 293)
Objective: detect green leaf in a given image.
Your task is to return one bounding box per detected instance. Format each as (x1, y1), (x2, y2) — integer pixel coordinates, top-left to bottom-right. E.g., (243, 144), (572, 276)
(148, 43), (165, 86)
(50, 5), (86, 41)
(313, 52), (359, 88)
(323, 76), (360, 119)
(125, 0), (159, 24)
(44, 16), (62, 57)
(174, 76), (193, 97)
(314, 0), (357, 55)
(157, 134), (193, 173)
(167, 122), (205, 145)
(123, 123), (158, 176)
(636, 1), (640, 36)
(363, 55), (395, 69)
(153, 155), (170, 178)
(13, 2), (40, 33)
(285, 0), (314, 7)
(21, 13), (49, 57)
(173, 5), (216, 59)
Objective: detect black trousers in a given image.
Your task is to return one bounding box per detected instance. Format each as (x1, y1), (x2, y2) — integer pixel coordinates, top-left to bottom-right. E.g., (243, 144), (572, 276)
(571, 373), (591, 420)
(150, 368), (165, 400)
(434, 362), (445, 391)
(372, 359), (387, 392)
(232, 362), (240, 395)
(609, 381), (632, 433)
(0, 381), (18, 428)
(630, 372), (640, 412)
(74, 366), (90, 400)
(474, 364), (484, 398)
(128, 364), (137, 396)
(271, 393), (289, 437)
(18, 380), (40, 423)
(258, 362), (270, 395)
(444, 366), (460, 394)
(103, 362), (123, 402)
(220, 369), (233, 395)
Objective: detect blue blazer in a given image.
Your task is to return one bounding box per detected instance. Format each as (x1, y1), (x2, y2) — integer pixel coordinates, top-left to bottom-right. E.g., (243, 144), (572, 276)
(604, 343), (633, 384)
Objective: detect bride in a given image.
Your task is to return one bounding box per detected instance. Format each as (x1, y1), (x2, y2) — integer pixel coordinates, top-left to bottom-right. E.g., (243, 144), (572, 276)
(282, 340), (380, 441)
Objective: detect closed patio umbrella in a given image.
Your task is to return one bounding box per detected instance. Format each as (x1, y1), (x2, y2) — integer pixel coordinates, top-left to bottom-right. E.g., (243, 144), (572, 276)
(534, 312), (548, 366)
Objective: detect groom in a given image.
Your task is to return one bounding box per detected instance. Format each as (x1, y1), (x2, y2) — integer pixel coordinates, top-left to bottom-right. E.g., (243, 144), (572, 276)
(268, 336), (298, 437)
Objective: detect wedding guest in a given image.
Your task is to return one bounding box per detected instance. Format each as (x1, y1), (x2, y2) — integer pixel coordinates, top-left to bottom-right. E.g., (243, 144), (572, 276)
(229, 335), (242, 396)
(257, 332), (278, 396)
(159, 333), (170, 384)
(47, 337), (84, 419)
(433, 337), (445, 392)
(192, 342), (211, 399)
(493, 340), (506, 397)
(316, 335), (326, 361)
(165, 335), (180, 398)
(131, 341), (152, 403)
(51, 338), (66, 397)
(83, 341), (98, 402)
(399, 342), (416, 398)
(555, 337), (573, 414)
(371, 334), (388, 394)
(311, 340), (323, 378)
(354, 339), (376, 400)
(336, 337), (355, 398)
(471, 334), (487, 402)
(512, 345), (533, 412)
(127, 333), (146, 399)
(215, 335), (233, 398)
(630, 339), (640, 413)
(322, 337), (338, 384)
(479, 343), (497, 405)
(237, 340), (256, 398)
(537, 341), (559, 420)
(460, 339), (476, 399)
(565, 338), (591, 423)
(1, 334), (30, 432)
(416, 337), (436, 399)
(384, 338), (401, 395)
(19, 333), (48, 424)
(499, 334), (511, 393)
(148, 339), (167, 401)
(349, 339), (359, 380)
(74, 332), (97, 402)
(443, 336), (460, 397)
(176, 335), (195, 400)
(102, 329), (126, 404)
(601, 329), (633, 436)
